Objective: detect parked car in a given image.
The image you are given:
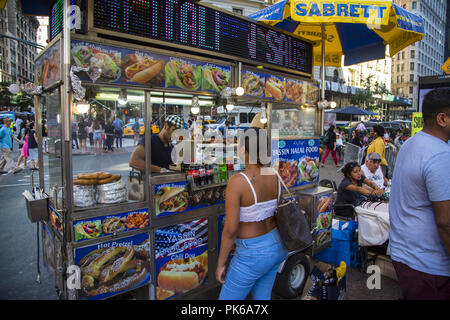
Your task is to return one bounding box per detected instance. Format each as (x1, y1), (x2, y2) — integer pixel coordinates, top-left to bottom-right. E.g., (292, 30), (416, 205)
(346, 121), (401, 136)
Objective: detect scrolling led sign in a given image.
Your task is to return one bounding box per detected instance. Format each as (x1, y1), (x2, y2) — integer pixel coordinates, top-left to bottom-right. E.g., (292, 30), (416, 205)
(93, 0), (312, 75)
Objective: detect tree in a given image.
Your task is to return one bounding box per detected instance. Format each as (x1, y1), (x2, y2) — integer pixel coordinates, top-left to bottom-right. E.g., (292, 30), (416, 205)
(0, 82), (12, 107)
(0, 82), (34, 112)
(350, 75), (391, 113)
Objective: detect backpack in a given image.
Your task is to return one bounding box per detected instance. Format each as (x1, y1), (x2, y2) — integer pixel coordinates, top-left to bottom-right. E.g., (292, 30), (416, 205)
(323, 134), (330, 145)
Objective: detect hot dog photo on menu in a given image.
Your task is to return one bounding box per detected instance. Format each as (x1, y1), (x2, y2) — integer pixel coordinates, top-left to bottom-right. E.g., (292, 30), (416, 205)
(121, 52), (165, 86)
(155, 219), (208, 300)
(265, 76), (286, 101)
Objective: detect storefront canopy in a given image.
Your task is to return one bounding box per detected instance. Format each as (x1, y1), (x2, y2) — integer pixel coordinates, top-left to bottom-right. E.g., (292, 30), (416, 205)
(325, 106), (377, 116)
(248, 0), (425, 67)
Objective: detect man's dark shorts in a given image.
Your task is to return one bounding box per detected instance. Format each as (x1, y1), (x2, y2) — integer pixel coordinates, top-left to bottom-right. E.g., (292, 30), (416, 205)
(392, 260), (450, 300)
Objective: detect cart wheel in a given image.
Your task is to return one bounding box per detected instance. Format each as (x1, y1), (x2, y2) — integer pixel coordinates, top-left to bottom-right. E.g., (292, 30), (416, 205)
(273, 253), (310, 299)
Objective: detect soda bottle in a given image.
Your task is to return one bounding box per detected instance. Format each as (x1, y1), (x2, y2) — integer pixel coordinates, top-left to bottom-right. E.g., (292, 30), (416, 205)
(220, 163), (228, 183)
(199, 165), (206, 186)
(193, 166), (200, 187)
(207, 165), (214, 185)
(213, 164), (220, 184)
(227, 163), (234, 178)
(187, 166), (195, 184)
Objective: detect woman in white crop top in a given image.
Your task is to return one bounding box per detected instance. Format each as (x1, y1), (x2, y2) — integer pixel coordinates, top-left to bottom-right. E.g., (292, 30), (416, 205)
(217, 128), (288, 300)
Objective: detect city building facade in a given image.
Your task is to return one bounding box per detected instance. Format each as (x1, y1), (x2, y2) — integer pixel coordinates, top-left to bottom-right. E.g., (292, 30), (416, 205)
(200, 0), (269, 16)
(0, 0), (39, 84)
(392, 0), (447, 109)
(36, 16), (49, 54)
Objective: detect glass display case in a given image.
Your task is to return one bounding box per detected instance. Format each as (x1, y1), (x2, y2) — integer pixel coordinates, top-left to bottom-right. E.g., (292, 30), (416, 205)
(71, 87), (146, 211)
(271, 106), (318, 139)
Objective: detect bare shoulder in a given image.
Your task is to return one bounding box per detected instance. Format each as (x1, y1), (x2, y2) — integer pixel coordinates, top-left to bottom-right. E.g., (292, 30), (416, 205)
(227, 173), (245, 190)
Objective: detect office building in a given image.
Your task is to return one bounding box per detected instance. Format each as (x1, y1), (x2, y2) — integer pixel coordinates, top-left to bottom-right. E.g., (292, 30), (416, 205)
(36, 16), (49, 53)
(392, 0), (447, 109)
(0, 0), (39, 84)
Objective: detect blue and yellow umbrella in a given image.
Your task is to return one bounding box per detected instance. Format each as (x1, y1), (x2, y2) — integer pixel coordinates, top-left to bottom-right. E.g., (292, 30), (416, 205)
(248, 0), (425, 68)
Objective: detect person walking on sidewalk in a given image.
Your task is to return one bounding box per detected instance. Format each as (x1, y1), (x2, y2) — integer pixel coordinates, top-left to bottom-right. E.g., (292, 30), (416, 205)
(216, 128), (287, 300)
(113, 117), (124, 149)
(321, 125), (338, 167)
(27, 122), (39, 170)
(0, 118), (21, 173)
(389, 87), (450, 300)
(16, 126), (30, 169)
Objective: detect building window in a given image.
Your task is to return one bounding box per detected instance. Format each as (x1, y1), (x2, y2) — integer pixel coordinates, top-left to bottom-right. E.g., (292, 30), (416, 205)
(412, 1), (417, 10)
(410, 62), (415, 71)
(410, 74), (414, 82)
(409, 86), (414, 94)
(410, 50), (415, 58)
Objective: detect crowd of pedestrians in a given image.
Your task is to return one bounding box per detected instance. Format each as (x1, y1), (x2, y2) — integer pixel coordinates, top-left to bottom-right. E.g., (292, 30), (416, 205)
(0, 116), (44, 174)
(72, 116), (126, 156)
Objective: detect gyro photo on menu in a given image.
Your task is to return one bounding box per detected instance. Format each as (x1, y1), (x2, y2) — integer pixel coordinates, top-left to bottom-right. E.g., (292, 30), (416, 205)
(71, 42), (121, 82)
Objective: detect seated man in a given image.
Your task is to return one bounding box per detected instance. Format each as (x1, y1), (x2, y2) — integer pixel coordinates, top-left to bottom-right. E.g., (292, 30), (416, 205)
(336, 161), (384, 206)
(361, 152), (389, 190)
(129, 115), (184, 173)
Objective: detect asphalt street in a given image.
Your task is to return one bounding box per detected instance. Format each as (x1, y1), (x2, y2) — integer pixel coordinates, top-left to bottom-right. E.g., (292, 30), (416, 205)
(0, 140), (401, 300)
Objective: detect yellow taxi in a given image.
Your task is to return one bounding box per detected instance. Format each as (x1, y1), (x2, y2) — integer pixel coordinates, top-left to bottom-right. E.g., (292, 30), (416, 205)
(123, 123), (160, 136)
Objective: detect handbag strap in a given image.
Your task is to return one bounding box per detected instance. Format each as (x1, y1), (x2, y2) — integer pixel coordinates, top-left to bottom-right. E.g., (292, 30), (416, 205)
(271, 167), (295, 202)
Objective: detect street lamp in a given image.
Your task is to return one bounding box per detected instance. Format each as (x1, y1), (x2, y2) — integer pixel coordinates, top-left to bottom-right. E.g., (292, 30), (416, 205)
(75, 101), (90, 114)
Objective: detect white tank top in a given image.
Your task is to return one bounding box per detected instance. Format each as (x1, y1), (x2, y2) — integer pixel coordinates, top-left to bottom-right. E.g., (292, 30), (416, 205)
(239, 172), (281, 223)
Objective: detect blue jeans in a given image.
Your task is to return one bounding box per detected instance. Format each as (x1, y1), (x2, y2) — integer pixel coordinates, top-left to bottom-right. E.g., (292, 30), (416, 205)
(219, 228), (288, 300)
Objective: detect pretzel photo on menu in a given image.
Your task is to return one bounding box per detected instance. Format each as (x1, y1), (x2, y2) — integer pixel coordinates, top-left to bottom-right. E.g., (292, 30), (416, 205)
(78, 238), (150, 299)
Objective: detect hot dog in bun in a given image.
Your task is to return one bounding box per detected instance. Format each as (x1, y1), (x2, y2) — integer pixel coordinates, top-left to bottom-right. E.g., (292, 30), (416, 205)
(157, 251), (208, 295)
(125, 59), (164, 84)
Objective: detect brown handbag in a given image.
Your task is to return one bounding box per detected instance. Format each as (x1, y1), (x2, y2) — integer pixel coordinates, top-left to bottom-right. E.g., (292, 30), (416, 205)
(274, 170), (313, 251)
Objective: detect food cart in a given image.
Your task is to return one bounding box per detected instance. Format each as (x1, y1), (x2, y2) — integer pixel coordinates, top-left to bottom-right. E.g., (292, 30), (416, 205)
(29, 0), (334, 300)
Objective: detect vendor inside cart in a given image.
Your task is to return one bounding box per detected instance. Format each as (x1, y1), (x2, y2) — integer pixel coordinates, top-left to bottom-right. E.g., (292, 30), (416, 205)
(336, 161), (385, 206)
(129, 115), (184, 173)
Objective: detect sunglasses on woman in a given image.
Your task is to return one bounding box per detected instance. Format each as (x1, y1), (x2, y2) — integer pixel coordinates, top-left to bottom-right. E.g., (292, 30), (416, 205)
(370, 159), (381, 163)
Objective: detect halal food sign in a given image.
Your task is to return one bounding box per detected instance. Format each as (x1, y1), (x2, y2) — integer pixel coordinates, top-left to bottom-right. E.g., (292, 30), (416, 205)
(93, 0), (312, 75)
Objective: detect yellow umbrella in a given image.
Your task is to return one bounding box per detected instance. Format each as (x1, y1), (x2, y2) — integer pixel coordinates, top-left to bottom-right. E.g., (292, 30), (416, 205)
(249, 0), (425, 101)
(249, 0), (425, 68)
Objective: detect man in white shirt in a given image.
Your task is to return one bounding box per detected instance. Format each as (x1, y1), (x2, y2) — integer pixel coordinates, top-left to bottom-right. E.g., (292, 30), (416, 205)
(361, 152), (388, 189)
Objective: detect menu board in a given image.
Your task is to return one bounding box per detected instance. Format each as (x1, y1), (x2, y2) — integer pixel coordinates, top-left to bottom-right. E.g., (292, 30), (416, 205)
(315, 192), (334, 248)
(74, 233), (151, 300)
(155, 182), (225, 217)
(73, 209), (149, 242)
(48, 206), (63, 238)
(155, 219), (208, 300)
(92, 0), (312, 75)
(35, 39), (61, 88)
(71, 40), (231, 93)
(42, 223), (57, 276)
(272, 139), (320, 189)
(242, 69), (320, 104)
